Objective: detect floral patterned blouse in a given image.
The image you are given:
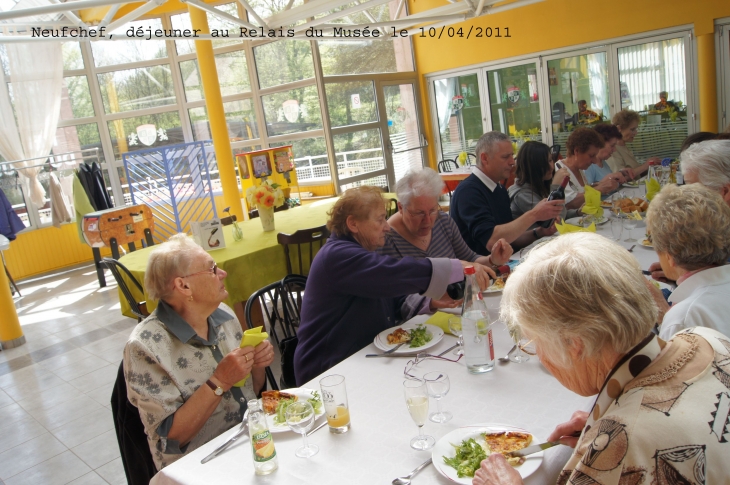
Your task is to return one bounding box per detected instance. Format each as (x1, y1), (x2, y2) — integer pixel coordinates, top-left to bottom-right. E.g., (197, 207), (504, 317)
(557, 326), (730, 484)
(123, 301), (256, 469)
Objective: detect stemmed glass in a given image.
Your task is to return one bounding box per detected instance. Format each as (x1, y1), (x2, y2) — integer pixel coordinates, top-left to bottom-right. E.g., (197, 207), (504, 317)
(424, 372), (452, 423)
(448, 317), (464, 356)
(403, 379), (435, 450)
(285, 401), (319, 458)
(622, 214), (638, 242)
(508, 326), (530, 363)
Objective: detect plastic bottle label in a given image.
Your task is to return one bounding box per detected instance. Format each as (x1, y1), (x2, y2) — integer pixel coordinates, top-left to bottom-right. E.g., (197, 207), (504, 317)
(251, 430), (276, 462)
(488, 328), (494, 360)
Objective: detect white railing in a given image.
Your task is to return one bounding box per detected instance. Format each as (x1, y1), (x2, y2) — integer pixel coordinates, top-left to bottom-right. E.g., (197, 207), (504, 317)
(295, 147), (385, 184)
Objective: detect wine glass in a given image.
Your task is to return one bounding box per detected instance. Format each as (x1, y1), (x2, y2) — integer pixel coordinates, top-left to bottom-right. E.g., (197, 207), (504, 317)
(448, 317), (464, 356)
(285, 401), (319, 458)
(403, 379), (435, 450)
(508, 326), (530, 363)
(622, 214), (637, 242)
(424, 372), (452, 423)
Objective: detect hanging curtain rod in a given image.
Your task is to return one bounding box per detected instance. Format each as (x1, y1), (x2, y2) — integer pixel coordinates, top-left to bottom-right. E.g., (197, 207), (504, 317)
(0, 147), (100, 170)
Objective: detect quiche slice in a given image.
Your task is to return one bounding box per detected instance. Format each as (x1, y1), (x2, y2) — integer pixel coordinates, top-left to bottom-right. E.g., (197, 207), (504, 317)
(261, 390), (297, 415)
(483, 431), (533, 466)
(386, 327), (411, 345)
(489, 277), (505, 291)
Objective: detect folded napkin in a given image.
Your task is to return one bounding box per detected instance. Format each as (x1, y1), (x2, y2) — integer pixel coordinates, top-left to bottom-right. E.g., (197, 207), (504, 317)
(581, 185), (604, 218)
(425, 311), (457, 336)
(646, 177), (661, 201)
(457, 152), (468, 166)
(233, 327), (269, 387)
(627, 210), (643, 221)
(555, 219), (596, 234)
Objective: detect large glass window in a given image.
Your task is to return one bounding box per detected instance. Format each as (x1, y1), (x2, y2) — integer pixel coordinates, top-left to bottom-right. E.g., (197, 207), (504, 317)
(333, 129), (385, 181)
(60, 76), (94, 121)
(171, 3), (244, 55)
(179, 50), (251, 102)
(434, 73), (483, 160)
(98, 65), (177, 114)
(548, 52), (609, 153)
(91, 20), (168, 67)
(62, 42), (84, 70)
(254, 40), (314, 89)
(325, 81), (377, 128)
(617, 37), (688, 160)
(271, 137), (328, 183)
(188, 99), (259, 142)
(261, 85), (323, 136)
(319, 39), (413, 76)
(487, 63), (542, 144)
(384, 83), (424, 181)
(107, 112), (184, 159)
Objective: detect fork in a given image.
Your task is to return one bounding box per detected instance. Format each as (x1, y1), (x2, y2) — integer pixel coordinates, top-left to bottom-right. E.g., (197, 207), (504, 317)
(365, 342), (407, 358)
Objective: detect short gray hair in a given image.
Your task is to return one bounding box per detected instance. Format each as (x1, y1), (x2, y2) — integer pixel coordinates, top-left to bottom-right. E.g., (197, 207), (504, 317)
(500, 233), (655, 369)
(475, 131), (511, 163)
(681, 140), (730, 191)
(396, 168), (444, 207)
(145, 233), (201, 301)
(646, 184), (730, 270)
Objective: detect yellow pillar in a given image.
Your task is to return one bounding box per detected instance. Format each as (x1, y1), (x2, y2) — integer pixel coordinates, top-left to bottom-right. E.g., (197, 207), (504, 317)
(188, 6), (244, 220)
(0, 265), (24, 349)
(697, 33), (718, 133)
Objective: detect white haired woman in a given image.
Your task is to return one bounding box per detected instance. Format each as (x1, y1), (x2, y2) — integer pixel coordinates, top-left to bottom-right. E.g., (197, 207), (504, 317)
(380, 168), (513, 297)
(645, 184), (730, 340)
(473, 233), (730, 485)
(123, 234), (274, 469)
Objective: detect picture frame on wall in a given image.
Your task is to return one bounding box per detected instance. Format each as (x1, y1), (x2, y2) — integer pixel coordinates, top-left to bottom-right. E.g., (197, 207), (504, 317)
(252, 154), (272, 178)
(274, 150), (293, 173)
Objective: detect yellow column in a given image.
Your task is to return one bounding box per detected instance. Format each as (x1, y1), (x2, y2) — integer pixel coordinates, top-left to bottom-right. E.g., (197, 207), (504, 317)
(697, 33), (718, 133)
(188, 6), (244, 220)
(0, 265), (24, 349)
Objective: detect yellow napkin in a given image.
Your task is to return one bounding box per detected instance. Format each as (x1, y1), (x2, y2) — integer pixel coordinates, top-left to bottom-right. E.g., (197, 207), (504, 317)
(425, 311), (456, 335)
(555, 219), (596, 234)
(581, 185), (604, 218)
(628, 210), (643, 221)
(645, 177), (661, 201)
(233, 327), (269, 387)
(457, 152), (467, 166)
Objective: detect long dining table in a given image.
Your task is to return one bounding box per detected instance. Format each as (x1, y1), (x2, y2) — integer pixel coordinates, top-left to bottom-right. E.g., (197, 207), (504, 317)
(149, 185), (665, 485)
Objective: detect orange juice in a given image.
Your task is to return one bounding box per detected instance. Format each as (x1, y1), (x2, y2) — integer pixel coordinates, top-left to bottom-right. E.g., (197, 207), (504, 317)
(326, 406), (350, 428)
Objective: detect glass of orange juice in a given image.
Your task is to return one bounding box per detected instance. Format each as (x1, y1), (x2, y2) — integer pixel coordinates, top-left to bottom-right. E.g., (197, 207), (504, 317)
(319, 374), (351, 433)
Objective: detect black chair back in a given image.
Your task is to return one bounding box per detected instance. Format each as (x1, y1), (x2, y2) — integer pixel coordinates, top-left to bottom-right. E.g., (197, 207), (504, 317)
(437, 159), (458, 173)
(277, 225), (329, 276)
(111, 362), (157, 485)
(101, 258), (149, 321)
(465, 153), (477, 166)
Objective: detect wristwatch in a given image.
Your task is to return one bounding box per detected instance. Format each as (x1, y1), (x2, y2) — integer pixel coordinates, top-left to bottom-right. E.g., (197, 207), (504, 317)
(206, 379), (224, 396)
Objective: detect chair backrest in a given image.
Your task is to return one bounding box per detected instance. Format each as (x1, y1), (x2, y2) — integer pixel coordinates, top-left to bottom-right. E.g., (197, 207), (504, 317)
(220, 214), (237, 226)
(386, 198), (398, 218)
(437, 159), (458, 173)
(101, 258), (149, 321)
(276, 225), (330, 276)
(249, 204), (289, 220)
(465, 153), (477, 166)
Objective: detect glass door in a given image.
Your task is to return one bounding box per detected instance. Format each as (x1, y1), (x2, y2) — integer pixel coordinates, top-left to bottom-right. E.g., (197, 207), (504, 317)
(544, 50), (610, 156)
(484, 61), (545, 148)
(432, 72), (484, 162)
(613, 34), (691, 161)
(379, 82), (426, 186)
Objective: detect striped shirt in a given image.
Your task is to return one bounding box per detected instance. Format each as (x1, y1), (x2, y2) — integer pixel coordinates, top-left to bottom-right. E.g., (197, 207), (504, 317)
(379, 211), (479, 262)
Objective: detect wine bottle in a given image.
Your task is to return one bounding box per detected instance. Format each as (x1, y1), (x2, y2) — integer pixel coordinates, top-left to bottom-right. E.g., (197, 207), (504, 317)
(446, 279), (465, 300)
(540, 176), (569, 228)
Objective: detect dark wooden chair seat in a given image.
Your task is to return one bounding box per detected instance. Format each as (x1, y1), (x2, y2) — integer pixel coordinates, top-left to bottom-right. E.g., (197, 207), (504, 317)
(276, 225), (330, 276)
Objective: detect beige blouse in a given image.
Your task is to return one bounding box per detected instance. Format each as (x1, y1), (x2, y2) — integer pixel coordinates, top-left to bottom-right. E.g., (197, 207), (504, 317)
(606, 144), (640, 171)
(123, 301), (256, 469)
(557, 326), (730, 485)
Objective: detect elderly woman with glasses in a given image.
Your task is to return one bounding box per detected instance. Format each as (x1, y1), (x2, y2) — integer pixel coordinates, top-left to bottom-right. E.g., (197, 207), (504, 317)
(294, 186), (468, 385)
(380, 168), (513, 295)
(123, 234), (274, 470)
(473, 232), (730, 485)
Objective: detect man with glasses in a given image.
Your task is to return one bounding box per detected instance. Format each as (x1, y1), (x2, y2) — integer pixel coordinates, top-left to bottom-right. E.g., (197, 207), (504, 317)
(450, 131), (564, 254)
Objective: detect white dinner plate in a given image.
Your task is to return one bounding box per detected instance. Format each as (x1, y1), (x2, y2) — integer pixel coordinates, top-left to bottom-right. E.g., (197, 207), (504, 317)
(433, 424), (544, 484)
(640, 239), (654, 248)
(565, 216), (609, 226)
(373, 323), (444, 353)
(483, 280), (505, 293)
(265, 387), (325, 433)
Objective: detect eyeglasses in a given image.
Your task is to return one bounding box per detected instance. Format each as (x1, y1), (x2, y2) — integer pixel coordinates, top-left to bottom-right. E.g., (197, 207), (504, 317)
(404, 352), (462, 380)
(405, 206), (440, 220)
(181, 263), (218, 278)
(518, 339), (536, 356)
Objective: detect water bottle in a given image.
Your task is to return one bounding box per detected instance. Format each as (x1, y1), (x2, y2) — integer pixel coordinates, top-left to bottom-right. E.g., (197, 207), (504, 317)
(461, 266), (495, 373)
(248, 399), (278, 475)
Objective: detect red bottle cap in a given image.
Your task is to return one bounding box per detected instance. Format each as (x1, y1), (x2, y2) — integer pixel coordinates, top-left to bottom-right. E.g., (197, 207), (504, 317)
(464, 265), (475, 275)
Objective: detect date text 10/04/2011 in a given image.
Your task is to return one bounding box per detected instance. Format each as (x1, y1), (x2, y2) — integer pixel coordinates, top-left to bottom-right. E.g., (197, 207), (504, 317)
(417, 26), (511, 39)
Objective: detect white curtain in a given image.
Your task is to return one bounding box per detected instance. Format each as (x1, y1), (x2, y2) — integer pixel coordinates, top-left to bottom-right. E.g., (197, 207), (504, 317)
(0, 41), (63, 208)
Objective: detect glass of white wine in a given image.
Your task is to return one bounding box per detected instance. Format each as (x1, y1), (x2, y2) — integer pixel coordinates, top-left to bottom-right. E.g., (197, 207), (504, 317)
(403, 379), (434, 450)
(424, 372), (452, 423)
(285, 401), (319, 458)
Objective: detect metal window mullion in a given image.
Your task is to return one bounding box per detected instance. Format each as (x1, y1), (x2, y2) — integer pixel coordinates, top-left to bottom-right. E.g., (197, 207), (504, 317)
(93, 57), (176, 75)
(322, 71), (418, 84)
(311, 38), (339, 193)
(257, 78), (317, 96)
(330, 121), (382, 136)
(104, 105), (182, 122)
(58, 115), (98, 128)
(163, 13), (194, 145)
(244, 30), (269, 158)
(266, 129), (326, 145)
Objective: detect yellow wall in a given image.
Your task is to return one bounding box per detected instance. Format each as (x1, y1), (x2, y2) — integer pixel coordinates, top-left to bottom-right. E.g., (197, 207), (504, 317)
(409, 0), (730, 165)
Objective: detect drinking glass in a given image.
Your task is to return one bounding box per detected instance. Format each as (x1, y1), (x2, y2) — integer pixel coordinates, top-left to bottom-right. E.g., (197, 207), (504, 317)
(403, 379), (435, 450)
(285, 401), (319, 458)
(319, 374), (351, 433)
(508, 325), (530, 363)
(447, 317), (464, 356)
(610, 218), (623, 241)
(424, 372), (452, 423)
(622, 215), (637, 242)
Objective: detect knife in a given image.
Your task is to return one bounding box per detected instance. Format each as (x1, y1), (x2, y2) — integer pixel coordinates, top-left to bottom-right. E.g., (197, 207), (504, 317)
(201, 418), (249, 464)
(505, 441), (561, 458)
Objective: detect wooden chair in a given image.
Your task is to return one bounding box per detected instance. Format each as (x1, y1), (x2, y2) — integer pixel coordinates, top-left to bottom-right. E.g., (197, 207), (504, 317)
(277, 225), (330, 276)
(220, 214), (237, 226)
(437, 159), (458, 173)
(248, 204), (289, 220)
(101, 258), (149, 322)
(465, 152), (477, 166)
(386, 198), (399, 218)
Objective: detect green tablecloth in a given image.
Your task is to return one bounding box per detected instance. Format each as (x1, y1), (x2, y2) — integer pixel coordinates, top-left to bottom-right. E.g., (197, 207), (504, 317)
(117, 198), (337, 318)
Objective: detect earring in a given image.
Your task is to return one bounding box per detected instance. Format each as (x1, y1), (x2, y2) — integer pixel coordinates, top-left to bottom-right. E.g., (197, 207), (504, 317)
(188, 295), (194, 302)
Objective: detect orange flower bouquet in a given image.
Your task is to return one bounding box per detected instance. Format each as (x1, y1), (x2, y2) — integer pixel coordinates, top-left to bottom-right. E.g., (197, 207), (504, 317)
(246, 180), (284, 232)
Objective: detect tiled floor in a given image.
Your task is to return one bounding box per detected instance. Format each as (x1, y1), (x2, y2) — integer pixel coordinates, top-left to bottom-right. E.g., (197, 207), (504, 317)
(0, 264), (136, 485)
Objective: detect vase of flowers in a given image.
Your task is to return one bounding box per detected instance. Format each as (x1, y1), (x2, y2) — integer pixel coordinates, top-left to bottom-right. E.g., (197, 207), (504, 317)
(246, 180), (285, 232)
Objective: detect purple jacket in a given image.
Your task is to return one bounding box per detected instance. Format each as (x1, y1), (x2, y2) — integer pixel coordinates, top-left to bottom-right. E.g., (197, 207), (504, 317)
(294, 234), (457, 386)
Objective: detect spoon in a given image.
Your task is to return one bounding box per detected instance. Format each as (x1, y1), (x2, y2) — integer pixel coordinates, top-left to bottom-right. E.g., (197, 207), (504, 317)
(627, 244), (636, 252)
(497, 344), (518, 364)
(392, 457), (432, 485)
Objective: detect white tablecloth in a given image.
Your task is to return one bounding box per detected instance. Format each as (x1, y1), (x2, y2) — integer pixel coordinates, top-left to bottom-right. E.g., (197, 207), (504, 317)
(151, 187), (664, 485)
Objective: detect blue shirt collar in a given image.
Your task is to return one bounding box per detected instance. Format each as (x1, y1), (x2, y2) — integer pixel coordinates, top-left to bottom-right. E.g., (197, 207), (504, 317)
(155, 300), (230, 345)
